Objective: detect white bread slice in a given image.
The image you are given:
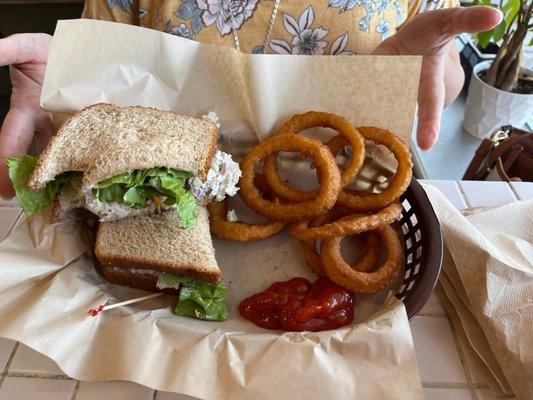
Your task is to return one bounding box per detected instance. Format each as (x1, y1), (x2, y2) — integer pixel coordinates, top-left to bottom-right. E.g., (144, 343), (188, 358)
(95, 206), (221, 283)
(28, 103), (217, 190)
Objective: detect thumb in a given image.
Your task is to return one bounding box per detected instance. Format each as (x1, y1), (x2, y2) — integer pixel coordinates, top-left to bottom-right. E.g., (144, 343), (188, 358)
(374, 6), (502, 56)
(428, 6), (502, 38)
(0, 33), (51, 67)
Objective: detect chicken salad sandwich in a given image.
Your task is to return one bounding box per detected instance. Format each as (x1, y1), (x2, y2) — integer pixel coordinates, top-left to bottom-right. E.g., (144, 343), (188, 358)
(6, 103), (240, 228)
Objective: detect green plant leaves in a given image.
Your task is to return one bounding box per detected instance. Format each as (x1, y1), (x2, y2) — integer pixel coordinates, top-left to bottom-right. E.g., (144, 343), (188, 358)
(476, 0), (520, 49)
(502, 0), (520, 27)
(492, 20), (507, 43)
(477, 30), (493, 49)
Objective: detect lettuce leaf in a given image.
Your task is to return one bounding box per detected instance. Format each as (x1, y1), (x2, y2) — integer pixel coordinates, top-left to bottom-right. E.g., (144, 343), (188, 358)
(5, 155), (82, 215)
(160, 273), (228, 321)
(93, 168), (197, 228)
(175, 191), (197, 229)
(6, 156), (198, 227)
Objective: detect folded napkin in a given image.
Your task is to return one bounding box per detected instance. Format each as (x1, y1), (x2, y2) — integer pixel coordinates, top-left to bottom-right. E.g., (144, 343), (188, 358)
(423, 185), (533, 400)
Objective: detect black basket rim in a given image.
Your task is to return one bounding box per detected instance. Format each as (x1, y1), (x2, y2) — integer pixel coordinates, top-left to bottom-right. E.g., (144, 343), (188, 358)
(401, 179), (443, 319)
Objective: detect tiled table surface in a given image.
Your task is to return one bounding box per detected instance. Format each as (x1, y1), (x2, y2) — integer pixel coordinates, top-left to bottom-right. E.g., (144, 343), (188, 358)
(0, 180), (530, 400)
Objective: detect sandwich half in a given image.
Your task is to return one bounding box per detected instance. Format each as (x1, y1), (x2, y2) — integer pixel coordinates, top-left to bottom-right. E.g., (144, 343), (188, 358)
(95, 206), (219, 283)
(95, 206), (228, 320)
(6, 104), (240, 227)
(94, 262), (180, 295)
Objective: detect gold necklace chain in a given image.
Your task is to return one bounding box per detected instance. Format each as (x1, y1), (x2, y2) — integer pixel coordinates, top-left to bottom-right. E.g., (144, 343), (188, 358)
(230, 0), (282, 52)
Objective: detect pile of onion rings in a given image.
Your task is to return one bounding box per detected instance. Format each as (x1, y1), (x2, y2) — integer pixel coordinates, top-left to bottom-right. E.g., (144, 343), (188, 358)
(326, 127), (412, 212)
(208, 111), (412, 295)
(264, 111), (365, 202)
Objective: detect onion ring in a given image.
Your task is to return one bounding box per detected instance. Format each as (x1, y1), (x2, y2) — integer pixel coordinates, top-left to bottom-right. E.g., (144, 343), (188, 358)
(239, 134), (341, 222)
(208, 173), (286, 242)
(300, 207), (350, 277)
(321, 224), (403, 294)
(348, 231), (381, 273)
(301, 241), (326, 276)
(326, 126), (412, 212)
(253, 173), (275, 199)
(289, 202), (403, 241)
(208, 201), (285, 242)
(300, 207), (381, 276)
(263, 112), (365, 201)
(302, 231), (381, 276)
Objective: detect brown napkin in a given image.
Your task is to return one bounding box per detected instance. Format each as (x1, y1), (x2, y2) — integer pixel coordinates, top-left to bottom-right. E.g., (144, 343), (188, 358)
(423, 184), (533, 400)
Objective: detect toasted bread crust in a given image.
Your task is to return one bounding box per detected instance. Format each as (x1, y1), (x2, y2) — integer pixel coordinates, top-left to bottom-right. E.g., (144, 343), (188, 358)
(95, 262), (179, 295)
(50, 197), (62, 223)
(29, 107), (87, 190)
(29, 103), (218, 189)
(203, 130), (218, 181)
(96, 253), (221, 284)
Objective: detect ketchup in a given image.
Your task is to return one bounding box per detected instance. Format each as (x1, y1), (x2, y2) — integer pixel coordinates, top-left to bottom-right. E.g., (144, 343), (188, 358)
(239, 277), (355, 332)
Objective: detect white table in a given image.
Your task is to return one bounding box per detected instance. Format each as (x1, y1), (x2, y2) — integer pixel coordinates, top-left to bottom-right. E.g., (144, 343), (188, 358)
(0, 180), (531, 400)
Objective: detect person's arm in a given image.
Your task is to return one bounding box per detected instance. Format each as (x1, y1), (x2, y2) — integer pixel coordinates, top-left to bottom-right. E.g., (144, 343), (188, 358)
(0, 34), (52, 198)
(373, 6), (502, 150)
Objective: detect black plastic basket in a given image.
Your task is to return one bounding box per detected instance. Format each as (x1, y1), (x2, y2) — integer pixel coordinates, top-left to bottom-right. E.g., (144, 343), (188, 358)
(396, 179), (443, 319)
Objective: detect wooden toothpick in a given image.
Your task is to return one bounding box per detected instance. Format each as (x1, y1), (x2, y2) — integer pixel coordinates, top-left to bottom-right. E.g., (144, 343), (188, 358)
(87, 292), (164, 317)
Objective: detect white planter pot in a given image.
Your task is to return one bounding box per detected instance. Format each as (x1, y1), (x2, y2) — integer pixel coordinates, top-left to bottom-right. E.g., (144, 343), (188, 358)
(462, 60), (533, 139)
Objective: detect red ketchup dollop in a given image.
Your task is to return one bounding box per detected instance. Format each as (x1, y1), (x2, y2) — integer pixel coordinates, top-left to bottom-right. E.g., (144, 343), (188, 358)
(239, 277), (355, 332)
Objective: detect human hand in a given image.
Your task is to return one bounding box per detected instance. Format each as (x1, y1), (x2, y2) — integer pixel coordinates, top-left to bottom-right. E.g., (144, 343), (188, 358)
(373, 6), (502, 150)
(0, 33), (52, 198)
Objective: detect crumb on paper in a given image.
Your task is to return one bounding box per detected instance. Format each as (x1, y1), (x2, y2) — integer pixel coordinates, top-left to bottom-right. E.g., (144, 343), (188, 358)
(227, 209), (238, 222)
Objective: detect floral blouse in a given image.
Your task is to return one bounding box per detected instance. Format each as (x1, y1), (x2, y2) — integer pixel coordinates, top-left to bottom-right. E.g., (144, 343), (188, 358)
(83, 0), (457, 55)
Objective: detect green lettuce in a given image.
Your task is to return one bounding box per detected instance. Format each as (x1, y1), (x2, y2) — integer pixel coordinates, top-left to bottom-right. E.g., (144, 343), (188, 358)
(6, 155), (82, 215)
(93, 168), (197, 228)
(160, 273), (228, 321)
(6, 156), (198, 228)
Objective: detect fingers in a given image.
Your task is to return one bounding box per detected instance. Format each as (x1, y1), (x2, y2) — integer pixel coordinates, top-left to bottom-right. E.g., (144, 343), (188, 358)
(387, 6), (502, 55)
(0, 106), (37, 198)
(416, 56), (446, 151)
(443, 45), (464, 107)
(424, 6), (502, 42)
(35, 116), (53, 154)
(0, 33), (52, 67)
(444, 6), (503, 36)
(0, 33), (52, 198)
(372, 37), (402, 56)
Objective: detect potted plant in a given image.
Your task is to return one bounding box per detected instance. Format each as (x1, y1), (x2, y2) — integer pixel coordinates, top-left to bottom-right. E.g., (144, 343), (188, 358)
(462, 0), (533, 139)
(457, 33), (498, 86)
